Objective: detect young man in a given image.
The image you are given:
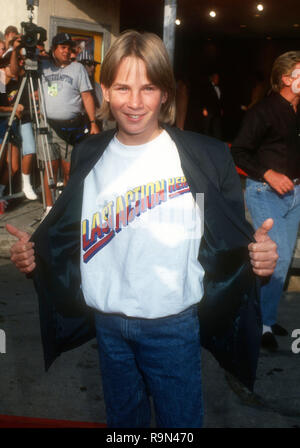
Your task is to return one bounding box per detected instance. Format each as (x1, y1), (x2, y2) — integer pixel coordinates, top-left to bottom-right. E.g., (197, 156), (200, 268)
(7, 31), (277, 428)
(232, 51), (300, 352)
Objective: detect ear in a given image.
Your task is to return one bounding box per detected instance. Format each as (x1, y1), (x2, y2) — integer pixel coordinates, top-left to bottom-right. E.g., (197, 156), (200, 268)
(101, 84), (110, 102)
(281, 74), (292, 87)
(161, 91), (168, 104)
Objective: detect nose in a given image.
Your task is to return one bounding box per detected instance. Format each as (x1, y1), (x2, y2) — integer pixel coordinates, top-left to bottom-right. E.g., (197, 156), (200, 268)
(128, 89), (143, 109)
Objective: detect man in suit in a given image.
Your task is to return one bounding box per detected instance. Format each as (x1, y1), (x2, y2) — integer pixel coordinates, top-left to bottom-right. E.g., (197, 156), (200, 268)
(232, 51), (300, 351)
(6, 31), (277, 428)
(202, 72), (223, 140)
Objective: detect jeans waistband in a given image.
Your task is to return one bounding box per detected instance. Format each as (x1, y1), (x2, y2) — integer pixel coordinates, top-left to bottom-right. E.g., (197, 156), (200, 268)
(250, 178), (300, 186)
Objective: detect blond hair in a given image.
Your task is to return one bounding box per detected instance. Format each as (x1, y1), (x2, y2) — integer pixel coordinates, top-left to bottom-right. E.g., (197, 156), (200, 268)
(271, 51), (300, 92)
(99, 30), (176, 124)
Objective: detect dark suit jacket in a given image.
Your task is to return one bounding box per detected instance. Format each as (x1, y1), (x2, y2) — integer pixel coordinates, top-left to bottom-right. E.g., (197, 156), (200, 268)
(202, 81), (222, 117)
(31, 125), (261, 391)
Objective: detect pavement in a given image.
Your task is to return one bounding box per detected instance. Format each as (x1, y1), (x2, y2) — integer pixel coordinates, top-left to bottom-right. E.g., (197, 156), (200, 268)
(0, 194), (300, 428)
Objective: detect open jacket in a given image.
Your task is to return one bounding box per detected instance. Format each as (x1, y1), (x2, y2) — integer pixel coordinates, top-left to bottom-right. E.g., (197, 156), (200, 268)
(31, 125), (262, 391)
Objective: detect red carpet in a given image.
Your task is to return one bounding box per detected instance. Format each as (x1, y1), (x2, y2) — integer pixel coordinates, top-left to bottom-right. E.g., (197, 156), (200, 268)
(0, 414), (106, 428)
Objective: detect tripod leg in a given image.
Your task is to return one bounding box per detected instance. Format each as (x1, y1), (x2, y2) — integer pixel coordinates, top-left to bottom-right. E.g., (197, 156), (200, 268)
(43, 159), (59, 207)
(39, 162), (46, 209)
(30, 75), (56, 206)
(8, 143), (12, 196)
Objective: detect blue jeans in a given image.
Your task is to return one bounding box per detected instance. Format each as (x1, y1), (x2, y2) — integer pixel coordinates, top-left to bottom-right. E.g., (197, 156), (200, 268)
(245, 179), (300, 326)
(94, 305), (203, 428)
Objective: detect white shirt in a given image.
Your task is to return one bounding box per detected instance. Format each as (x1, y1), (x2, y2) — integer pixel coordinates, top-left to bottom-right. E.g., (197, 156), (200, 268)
(80, 130), (204, 318)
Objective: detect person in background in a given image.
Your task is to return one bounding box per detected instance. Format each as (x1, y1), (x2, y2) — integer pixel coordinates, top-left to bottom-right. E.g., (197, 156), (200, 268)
(2, 25), (18, 58)
(0, 44), (39, 201)
(0, 50), (23, 208)
(231, 51), (300, 351)
(201, 72), (223, 140)
(17, 50), (38, 200)
(70, 42), (79, 62)
(0, 40), (6, 58)
(77, 50), (102, 130)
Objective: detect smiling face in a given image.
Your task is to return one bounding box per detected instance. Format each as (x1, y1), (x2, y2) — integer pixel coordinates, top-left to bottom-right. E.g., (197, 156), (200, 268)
(101, 56), (167, 146)
(53, 44), (71, 66)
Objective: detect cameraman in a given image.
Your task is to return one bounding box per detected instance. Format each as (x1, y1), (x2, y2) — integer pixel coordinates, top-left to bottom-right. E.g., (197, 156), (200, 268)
(11, 32), (100, 219)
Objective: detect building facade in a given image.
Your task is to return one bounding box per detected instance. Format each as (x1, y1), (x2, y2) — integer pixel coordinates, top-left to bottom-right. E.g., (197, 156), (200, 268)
(0, 0), (120, 66)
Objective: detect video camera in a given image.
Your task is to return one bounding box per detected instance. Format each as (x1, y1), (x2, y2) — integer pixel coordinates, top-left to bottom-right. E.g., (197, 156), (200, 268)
(20, 0), (47, 60)
(20, 21), (47, 58)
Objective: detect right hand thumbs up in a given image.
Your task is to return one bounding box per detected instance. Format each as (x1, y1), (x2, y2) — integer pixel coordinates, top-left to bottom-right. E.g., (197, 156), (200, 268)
(6, 223), (36, 274)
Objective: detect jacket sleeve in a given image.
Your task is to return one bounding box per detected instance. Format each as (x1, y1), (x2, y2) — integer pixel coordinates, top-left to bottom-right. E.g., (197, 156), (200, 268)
(69, 138), (86, 176)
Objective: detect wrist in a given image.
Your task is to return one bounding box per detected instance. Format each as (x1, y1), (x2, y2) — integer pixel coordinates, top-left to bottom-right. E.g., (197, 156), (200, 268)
(263, 169), (273, 180)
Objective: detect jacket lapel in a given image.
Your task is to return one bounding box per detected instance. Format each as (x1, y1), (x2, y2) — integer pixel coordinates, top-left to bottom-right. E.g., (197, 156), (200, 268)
(165, 126), (254, 243)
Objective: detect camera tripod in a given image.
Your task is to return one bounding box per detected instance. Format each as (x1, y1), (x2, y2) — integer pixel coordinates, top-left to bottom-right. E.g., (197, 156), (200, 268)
(0, 57), (56, 207)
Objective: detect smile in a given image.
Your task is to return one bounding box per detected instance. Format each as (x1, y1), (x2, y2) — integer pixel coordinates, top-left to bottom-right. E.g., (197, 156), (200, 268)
(126, 114), (144, 120)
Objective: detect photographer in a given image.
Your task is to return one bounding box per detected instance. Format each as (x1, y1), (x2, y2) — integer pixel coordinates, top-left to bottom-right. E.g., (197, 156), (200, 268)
(11, 32), (100, 219)
(0, 50), (23, 208)
(2, 25), (19, 58)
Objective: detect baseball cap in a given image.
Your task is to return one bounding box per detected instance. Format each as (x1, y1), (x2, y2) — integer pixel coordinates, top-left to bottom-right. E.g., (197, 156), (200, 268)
(52, 32), (74, 47)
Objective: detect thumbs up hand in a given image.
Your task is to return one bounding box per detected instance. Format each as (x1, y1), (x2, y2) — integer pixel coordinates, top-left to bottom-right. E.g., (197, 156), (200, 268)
(6, 223), (36, 274)
(248, 218), (278, 277)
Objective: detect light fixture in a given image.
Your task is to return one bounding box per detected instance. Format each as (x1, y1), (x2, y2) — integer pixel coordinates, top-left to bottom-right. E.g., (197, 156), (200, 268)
(293, 23), (300, 28)
(209, 10), (216, 18)
(175, 19), (181, 26)
(257, 4), (264, 11)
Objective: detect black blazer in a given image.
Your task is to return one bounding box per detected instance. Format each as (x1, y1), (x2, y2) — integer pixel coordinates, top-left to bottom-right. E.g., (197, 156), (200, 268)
(202, 81), (222, 117)
(31, 126), (261, 391)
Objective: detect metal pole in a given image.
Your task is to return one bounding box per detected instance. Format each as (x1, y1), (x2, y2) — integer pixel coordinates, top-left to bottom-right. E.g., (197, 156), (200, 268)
(163, 0), (177, 68)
